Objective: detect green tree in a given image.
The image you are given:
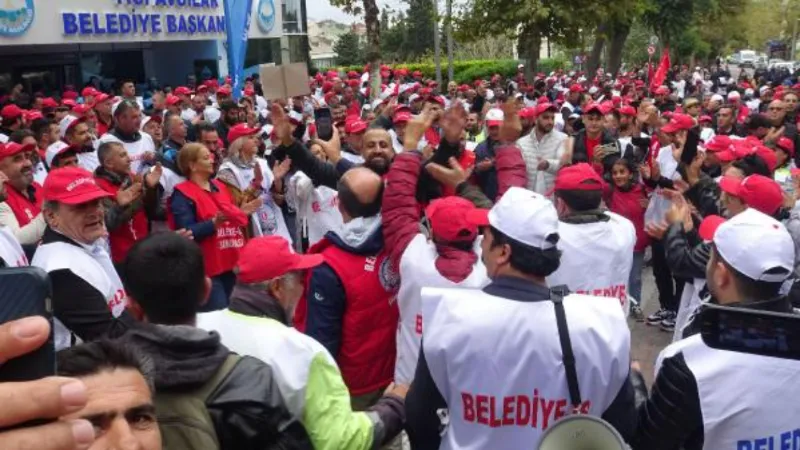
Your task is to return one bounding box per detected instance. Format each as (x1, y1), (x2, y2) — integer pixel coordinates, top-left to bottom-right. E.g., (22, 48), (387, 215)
(404, 0), (436, 60)
(334, 32), (365, 66)
(382, 11), (410, 62)
(329, 0), (382, 99)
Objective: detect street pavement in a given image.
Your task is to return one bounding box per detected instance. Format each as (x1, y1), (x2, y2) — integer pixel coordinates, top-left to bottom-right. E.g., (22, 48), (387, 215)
(629, 265), (673, 386)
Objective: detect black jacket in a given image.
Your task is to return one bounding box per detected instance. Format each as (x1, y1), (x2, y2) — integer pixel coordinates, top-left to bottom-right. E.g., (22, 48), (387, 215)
(664, 223), (710, 280)
(631, 295), (794, 450)
(117, 322), (313, 450)
(571, 129), (617, 174)
(405, 276), (637, 449)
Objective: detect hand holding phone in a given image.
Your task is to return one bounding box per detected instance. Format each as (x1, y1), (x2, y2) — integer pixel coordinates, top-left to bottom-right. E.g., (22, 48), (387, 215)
(314, 107), (334, 141)
(0, 316), (96, 448)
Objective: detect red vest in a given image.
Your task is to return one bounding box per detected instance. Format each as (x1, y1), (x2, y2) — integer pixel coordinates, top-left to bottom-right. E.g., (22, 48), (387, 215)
(171, 180), (245, 277)
(295, 238), (400, 396)
(95, 175), (149, 263)
(5, 183), (42, 227)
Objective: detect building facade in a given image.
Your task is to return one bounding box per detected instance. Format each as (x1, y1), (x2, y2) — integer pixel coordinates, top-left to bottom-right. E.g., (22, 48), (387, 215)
(0, 0), (308, 94)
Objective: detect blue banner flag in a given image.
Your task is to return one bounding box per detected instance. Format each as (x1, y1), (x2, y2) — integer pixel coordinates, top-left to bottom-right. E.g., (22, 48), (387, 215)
(224, 0), (254, 100)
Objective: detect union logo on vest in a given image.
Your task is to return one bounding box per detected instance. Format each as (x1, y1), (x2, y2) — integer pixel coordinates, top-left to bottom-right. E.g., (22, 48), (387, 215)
(0, 0), (34, 36)
(257, 0), (274, 33)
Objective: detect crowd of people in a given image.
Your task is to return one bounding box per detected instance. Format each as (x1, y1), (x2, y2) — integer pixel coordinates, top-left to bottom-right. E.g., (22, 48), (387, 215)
(0, 59), (798, 450)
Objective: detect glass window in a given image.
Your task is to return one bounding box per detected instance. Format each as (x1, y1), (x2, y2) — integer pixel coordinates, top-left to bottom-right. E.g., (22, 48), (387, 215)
(245, 38), (282, 67)
(282, 0), (304, 33)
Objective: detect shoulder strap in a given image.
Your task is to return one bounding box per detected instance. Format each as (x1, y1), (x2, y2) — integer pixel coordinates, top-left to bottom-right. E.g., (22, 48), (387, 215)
(195, 354), (241, 401)
(550, 285), (582, 409)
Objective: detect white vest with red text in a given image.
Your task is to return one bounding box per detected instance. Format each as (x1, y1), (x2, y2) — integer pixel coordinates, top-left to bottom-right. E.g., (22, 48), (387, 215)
(0, 225), (27, 267)
(32, 240), (126, 351)
(153, 165), (187, 233)
(422, 288), (630, 450)
(394, 234), (489, 384)
(657, 334), (800, 450)
(97, 132), (155, 174)
(547, 212), (635, 312)
(289, 171), (343, 247)
(219, 159), (292, 243)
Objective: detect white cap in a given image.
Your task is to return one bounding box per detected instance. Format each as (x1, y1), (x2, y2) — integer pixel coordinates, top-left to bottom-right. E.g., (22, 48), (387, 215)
(728, 90), (740, 99)
(710, 208), (794, 282)
(140, 115), (152, 131)
(760, 85), (771, 94)
(45, 141), (71, 168)
(744, 88), (754, 96)
(711, 94), (724, 103)
(485, 108), (504, 126)
(588, 86), (599, 95)
(59, 115), (84, 138)
(409, 93), (420, 103)
(468, 187), (559, 249)
(288, 110), (303, 124)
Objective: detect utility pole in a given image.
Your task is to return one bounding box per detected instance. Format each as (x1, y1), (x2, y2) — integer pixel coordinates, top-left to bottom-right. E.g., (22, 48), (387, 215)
(446, 0), (454, 83)
(793, 18), (799, 61)
(433, 0), (442, 85)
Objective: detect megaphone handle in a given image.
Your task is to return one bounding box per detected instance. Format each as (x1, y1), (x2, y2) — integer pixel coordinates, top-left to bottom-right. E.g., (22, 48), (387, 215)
(550, 286), (583, 410)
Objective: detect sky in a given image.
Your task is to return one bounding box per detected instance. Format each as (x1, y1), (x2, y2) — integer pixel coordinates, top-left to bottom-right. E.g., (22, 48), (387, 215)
(305, 0), (407, 23)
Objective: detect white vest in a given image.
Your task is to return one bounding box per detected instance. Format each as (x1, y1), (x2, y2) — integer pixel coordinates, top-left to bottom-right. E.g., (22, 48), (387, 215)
(547, 212), (635, 313)
(97, 133), (155, 174)
(197, 309), (337, 420)
(219, 159), (292, 243)
(33, 162), (48, 185)
(77, 150), (100, 173)
(645, 146), (682, 226)
(673, 279), (706, 342)
(657, 334), (800, 450)
(153, 165), (187, 233)
(32, 240), (126, 350)
(422, 288), (630, 450)
(0, 225), (26, 267)
(289, 171), (343, 247)
(395, 234), (489, 384)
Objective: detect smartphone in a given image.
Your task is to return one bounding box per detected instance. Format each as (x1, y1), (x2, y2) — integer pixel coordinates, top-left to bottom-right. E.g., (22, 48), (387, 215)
(699, 303), (800, 361)
(314, 107), (334, 141)
(0, 267), (54, 382)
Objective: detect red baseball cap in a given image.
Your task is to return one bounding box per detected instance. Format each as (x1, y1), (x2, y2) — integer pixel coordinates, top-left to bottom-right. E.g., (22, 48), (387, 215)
(698, 215), (727, 241)
(93, 93), (112, 105)
(41, 97), (59, 109)
(698, 115), (712, 124)
(347, 71), (359, 79)
(243, 87), (255, 97)
(61, 99), (77, 108)
(704, 135), (733, 153)
(393, 112), (411, 124)
(720, 174), (783, 215)
(174, 86), (194, 96)
(43, 167), (112, 205)
(165, 95), (182, 106)
(236, 236), (323, 283)
(519, 107), (537, 119)
(0, 142), (35, 159)
(217, 86), (232, 96)
(412, 70), (422, 78)
(196, 85), (209, 94)
(661, 113), (695, 134)
(777, 136), (795, 157)
(754, 145), (778, 172)
(81, 87), (98, 97)
(426, 196), (485, 243)
(71, 104), (92, 116)
(1, 104), (24, 120)
(227, 123), (260, 144)
(618, 105), (636, 117)
(553, 163), (604, 192)
(655, 86), (670, 95)
(535, 102), (558, 116)
(24, 110), (44, 122)
(345, 119), (368, 134)
(427, 95), (446, 107)
(583, 102), (605, 115)
(569, 84), (585, 93)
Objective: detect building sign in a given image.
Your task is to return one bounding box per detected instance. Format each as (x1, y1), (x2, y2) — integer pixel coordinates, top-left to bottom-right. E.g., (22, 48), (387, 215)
(62, 0), (226, 37)
(0, 0), (280, 45)
(0, 0), (35, 36)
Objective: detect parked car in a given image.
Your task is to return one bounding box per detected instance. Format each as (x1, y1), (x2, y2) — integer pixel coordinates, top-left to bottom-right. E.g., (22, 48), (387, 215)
(739, 50), (758, 68)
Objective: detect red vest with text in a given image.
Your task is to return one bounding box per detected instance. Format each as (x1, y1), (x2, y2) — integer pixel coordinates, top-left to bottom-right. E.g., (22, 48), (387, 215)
(295, 238), (400, 396)
(5, 182), (42, 227)
(171, 180), (244, 277)
(95, 176), (149, 263)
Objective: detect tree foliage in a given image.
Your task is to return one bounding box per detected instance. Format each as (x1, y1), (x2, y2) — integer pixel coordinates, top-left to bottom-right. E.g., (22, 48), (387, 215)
(328, 0), (382, 99)
(334, 31), (365, 66)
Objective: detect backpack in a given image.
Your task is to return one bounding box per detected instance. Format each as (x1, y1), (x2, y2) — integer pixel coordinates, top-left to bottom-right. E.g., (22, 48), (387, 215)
(155, 354), (241, 450)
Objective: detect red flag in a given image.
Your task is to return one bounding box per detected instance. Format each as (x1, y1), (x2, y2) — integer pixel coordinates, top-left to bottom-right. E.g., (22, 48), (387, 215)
(650, 48), (670, 92)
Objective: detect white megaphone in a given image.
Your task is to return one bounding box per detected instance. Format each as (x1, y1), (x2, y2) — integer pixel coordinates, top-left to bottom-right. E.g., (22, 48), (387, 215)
(537, 415), (629, 450)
